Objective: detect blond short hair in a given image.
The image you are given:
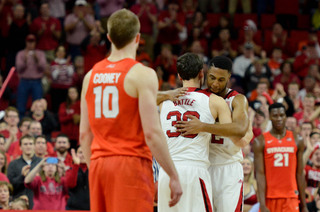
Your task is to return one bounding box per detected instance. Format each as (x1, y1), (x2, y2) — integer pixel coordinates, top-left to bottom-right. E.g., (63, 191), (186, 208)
(107, 9), (140, 49)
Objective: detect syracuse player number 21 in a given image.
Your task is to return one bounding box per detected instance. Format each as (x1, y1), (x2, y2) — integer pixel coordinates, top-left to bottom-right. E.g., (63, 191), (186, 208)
(93, 86), (119, 118)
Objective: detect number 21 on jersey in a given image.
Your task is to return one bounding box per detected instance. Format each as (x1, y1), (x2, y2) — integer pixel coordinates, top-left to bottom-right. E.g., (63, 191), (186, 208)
(93, 86), (119, 118)
(274, 153), (289, 167)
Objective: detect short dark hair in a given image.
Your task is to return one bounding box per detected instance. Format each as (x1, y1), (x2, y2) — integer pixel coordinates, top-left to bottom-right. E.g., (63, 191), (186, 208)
(209, 56), (233, 73)
(268, 103), (286, 113)
(18, 117), (33, 128)
(19, 135), (35, 146)
(56, 133), (70, 142)
(35, 135), (46, 141)
(177, 53), (203, 80)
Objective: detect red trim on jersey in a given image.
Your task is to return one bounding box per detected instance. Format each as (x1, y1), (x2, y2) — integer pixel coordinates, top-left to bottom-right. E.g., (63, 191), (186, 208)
(200, 178), (213, 212)
(224, 89), (239, 99)
(235, 183), (244, 212)
(185, 87), (211, 97)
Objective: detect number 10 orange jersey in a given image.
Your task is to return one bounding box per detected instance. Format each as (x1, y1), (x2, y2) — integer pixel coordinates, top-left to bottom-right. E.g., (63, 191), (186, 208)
(263, 130), (298, 198)
(85, 58), (152, 162)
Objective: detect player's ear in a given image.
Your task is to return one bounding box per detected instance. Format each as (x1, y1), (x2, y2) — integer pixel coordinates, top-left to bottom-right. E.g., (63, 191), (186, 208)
(107, 34), (112, 43)
(199, 69), (204, 79)
(135, 33), (140, 44)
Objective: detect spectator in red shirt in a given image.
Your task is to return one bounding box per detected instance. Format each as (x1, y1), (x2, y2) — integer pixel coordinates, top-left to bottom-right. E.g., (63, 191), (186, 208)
(293, 41), (320, 79)
(24, 157), (68, 210)
(156, 0), (185, 55)
(50, 134), (73, 171)
(130, 0), (157, 59)
(49, 45), (75, 113)
(273, 61), (301, 93)
(267, 48), (283, 77)
(81, 21), (108, 74)
(305, 146), (320, 200)
(154, 44), (178, 82)
(30, 1), (61, 62)
(58, 87), (80, 150)
(264, 23), (290, 57)
(211, 28), (237, 59)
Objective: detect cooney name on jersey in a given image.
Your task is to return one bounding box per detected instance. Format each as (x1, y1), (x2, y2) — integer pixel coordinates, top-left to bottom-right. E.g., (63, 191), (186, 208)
(93, 73), (121, 84)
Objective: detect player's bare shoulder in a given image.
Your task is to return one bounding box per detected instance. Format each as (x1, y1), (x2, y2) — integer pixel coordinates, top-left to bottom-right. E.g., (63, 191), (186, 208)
(209, 92), (227, 108)
(232, 93), (249, 110)
(127, 63), (157, 83)
(125, 62), (158, 97)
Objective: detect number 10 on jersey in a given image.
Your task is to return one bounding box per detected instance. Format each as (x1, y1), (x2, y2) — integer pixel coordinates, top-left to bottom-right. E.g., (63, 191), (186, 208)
(93, 86), (119, 118)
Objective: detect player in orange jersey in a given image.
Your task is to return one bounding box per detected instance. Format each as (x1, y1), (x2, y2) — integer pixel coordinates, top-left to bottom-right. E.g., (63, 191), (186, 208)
(253, 103), (308, 212)
(79, 9), (182, 212)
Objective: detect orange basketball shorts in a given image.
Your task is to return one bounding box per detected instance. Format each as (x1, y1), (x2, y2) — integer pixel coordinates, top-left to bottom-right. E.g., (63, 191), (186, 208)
(89, 156), (154, 212)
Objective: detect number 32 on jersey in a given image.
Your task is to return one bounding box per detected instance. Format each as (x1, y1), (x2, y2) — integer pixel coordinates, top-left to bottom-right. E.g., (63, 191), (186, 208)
(166, 111), (200, 139)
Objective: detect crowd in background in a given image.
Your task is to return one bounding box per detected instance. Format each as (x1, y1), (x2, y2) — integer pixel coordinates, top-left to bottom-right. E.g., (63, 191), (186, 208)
(0, 0), (320, 210)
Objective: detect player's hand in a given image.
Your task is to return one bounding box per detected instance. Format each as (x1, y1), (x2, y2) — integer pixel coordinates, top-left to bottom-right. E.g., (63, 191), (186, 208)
(168, 87), (188, 101)
(175, 115), (202, 135)
(168, 176), (182, 207)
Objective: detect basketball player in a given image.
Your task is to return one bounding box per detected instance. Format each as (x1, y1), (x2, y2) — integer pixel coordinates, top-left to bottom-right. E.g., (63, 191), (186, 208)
(253, 103), (308, 212)
(79, 9), (182, 212)
(174, 56), (253, 211)
(158, 53), (232, 212)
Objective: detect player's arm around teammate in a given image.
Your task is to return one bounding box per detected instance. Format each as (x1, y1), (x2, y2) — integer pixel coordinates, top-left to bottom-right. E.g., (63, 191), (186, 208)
(156, 88), (187, 105)
(253, 135), (270, 212)
(176, 93), (253, 147)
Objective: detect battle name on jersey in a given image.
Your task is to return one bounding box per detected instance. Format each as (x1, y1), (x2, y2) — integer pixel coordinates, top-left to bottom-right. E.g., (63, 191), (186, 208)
(266, 146), (295, 154)
(173, 98), (195, 106)
(93, 73), (121, 84)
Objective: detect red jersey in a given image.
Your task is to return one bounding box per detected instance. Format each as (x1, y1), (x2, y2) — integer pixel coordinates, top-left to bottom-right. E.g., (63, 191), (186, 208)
(85, 58), (152, 161)
(305, 165), (320, 189)
(263, 130), (298, 198)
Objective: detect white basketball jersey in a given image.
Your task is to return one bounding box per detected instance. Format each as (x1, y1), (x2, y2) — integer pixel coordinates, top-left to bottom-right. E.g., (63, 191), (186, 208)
(160, 87), (215, 168)
(209, 88), (243, 165)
